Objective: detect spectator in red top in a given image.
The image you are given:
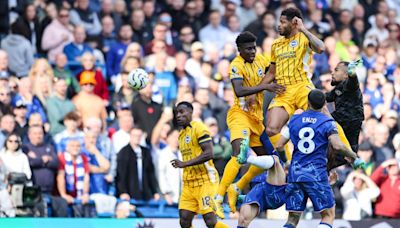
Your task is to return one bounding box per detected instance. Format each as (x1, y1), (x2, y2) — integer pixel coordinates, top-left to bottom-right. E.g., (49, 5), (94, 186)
(144, 23), (176, 56)
(57, 139), (92, 217)
(370, 158), (400, 218)
(77, 52), (109, 104)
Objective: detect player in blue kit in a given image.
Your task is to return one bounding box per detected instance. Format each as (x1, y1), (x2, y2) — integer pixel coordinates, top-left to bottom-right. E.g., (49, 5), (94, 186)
(277, 89), (361, 228)
(235, 138), (286, 228)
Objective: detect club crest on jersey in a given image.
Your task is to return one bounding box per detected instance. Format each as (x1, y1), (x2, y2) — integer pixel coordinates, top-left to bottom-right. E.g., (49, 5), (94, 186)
(185, 135), (191, 143)
(242, 129), (248, 136)
(257, 68), (263, 76)
(335, 90), (342, 96)
(289, 40), (298, 48)
(232, 66), (238, 73)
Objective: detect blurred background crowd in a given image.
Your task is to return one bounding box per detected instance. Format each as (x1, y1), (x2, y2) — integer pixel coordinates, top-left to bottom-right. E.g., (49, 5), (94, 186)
(0, 0), (399, 221)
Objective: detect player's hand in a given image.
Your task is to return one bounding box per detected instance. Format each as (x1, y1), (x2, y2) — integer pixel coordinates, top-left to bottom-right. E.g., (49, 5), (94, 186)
(120, 193), (131, 201)
(171, 159), (186, 168)
(347, 59), (362, 76)
(244, 95), (256, 111)
(292, 17), (306, 31)
(265, 83), (285, 94)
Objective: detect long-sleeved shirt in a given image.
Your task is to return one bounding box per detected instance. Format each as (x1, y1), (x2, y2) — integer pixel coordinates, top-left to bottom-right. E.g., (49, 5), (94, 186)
(24, 142), (58, 193)
(46, 95), (76, 136)
(157, 146), (182, 203)
(69, 8), (101, 36)
(41, 19), (74, 62)
(371, 165), (400, 218)
(0, 149), (31, 180)
(106, 41), (128, 78)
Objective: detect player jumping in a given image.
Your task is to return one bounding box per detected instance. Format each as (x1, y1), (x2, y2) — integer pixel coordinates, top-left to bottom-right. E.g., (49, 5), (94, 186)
(211, 31), (285, 217)
(278, 90), (362, 228)
(171, 102), (228, 228)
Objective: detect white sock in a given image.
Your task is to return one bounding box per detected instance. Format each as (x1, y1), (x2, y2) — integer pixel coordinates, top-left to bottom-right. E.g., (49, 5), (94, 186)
(318, 222), (332, 228)
(247, 155), (275, 170)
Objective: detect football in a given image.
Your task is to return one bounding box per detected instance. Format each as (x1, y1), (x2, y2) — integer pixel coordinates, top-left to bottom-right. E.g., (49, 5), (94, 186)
(127, 68), (149, 90)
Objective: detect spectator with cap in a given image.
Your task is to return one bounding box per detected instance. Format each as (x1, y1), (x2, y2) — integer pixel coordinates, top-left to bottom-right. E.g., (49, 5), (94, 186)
(46, 78), (76, 136)
(63, 25), (93, 64)
(0, 50), (16, 79)
(185, 41), (208, 88)
(13, 100), (28, 138)
(371, 158), (400, 218)
(1, 22), (34, 77)
(361, 39), (378, 70)
(357, 141), (377, 176)
(69, 0), (101, 36)
(53, 53), (80, 99)
(53, 111), (84, 154)
(77, 53), (109, 103)
(106, 24), (133, 80)
(199, 10), (230, 52)
(12, 77), (47, 123)
(73, 71), (107, 130)
(41, 7), (74, 62)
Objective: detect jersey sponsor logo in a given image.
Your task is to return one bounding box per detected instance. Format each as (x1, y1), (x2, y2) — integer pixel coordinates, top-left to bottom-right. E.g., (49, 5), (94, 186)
(290, 40), (298, 48)
(258, 68), (263, 76)
(185, 135), (191, 143)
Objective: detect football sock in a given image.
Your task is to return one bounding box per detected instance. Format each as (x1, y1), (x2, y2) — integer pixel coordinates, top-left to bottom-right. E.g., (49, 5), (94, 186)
(217, 156), (241, 196)
(215, 221), (229, 228)
(260, 131), (274, 155)
(247, 155), (275, 170)
(283, 224), (295, 228)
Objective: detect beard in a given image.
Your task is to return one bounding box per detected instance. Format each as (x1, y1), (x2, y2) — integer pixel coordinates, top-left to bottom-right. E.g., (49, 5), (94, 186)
(330, 79), (340, 86)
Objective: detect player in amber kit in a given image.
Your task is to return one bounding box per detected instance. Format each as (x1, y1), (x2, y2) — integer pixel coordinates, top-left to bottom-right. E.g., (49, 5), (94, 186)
(171, 102), (228, 228)
(211, 32), (285, 217)
(261, 7), (351, 165)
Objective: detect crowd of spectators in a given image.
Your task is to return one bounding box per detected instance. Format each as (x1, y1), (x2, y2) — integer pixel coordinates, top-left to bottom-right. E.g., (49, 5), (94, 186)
(0, 0), (399, 220)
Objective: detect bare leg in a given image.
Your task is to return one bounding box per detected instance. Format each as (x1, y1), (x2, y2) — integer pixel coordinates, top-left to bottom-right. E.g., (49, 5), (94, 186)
(238, 204), (259, 227)
(284, 211), (302, 228)
(179, 209), (196, 228)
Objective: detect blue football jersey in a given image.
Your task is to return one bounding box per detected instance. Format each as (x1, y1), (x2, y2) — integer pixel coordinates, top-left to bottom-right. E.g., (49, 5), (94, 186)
(286, 110), (338, 182)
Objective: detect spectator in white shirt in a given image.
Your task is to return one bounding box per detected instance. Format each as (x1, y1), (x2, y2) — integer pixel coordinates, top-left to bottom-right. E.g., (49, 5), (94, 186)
(0, 133), (31, 180)
(112, 113), (133, 154)
(340, 171), (380, 220)
(157, 129), (181, 204)
(199, 10), (230, 52)
(365, 13), (389, 43)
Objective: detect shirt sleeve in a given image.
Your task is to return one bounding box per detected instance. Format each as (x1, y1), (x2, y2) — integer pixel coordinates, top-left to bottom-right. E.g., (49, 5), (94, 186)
(270, 42), (276, 64)
(195, 123), (212, 144)
(325, 120), (339, 137)
(281, 125), (290, 139)
(229, 61), (244, 80)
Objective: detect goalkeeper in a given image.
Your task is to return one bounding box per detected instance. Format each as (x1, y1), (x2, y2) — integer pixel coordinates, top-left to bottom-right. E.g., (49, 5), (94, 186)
(325, 59), (364, 170)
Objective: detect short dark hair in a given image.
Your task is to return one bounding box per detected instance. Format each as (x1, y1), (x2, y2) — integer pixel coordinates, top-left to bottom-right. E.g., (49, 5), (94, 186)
(308, 89), (326, 110)
(176, 101), (193, 111)
(338, 61), (349, 67)
(235, 31), (257, 47)
(281, 7), (303, 21)
(64, 111), (80, 121)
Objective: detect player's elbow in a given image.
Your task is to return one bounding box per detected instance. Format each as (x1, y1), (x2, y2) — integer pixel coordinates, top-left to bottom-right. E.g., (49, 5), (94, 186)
(314, 45), (326, 54)
(331, 141), (344, 152)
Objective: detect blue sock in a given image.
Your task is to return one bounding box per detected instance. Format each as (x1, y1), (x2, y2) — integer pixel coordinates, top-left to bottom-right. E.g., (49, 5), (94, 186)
(260, 131), (274, 155)
(237, 226), (246, 228)
(283, 224), (295, 228)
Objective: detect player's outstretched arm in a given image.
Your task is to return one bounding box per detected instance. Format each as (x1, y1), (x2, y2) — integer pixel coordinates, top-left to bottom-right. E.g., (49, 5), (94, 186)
(171, 141), (214, 168)
(328, 134), (357, 161)
(293, 17), (325, 54)
(231, 77), (284, 98)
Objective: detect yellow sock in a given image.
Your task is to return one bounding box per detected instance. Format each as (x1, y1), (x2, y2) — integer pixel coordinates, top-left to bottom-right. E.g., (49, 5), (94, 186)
(269, 133), (292, 161)
(335, 122), (351, 150)
(236, 165), (264, 190)
(215, 221), (229, 228)
(217, 157), (241, 196)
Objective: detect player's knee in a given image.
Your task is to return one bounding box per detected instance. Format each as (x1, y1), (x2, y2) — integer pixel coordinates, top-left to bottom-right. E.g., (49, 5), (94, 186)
(238, 212), (252, 227)
(266, 126), (280, 136)
(272, 155), (280, 166)
(321, 206), (335, 220)
(179, 218), (192, 228)
(203, 217), (217, 228)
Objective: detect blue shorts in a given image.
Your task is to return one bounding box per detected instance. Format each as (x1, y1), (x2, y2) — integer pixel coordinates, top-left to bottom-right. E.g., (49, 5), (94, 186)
(285, 180), (335, 212)
(243, 181), (286, 215)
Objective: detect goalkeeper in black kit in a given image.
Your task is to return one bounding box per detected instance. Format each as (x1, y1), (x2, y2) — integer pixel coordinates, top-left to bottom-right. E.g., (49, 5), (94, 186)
(326, 59), (364, 170)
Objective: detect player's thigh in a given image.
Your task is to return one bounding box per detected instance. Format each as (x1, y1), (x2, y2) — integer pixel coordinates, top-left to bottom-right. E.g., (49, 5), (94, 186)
(248, 118), (264, 148)
(242, 182), (267, 214)
(264, 182), (286, 210)
(179, 209), (196, 228)
(238, 204), (259, 226)
(197, 184), (218, 215)
(266, 107), (290, 135)
(285, 182), (308, 212)
(303, 181), (335, 212)
(227, 109), (251, 146)
(179, 186), (199, 214)
(295, 82), (314, 111)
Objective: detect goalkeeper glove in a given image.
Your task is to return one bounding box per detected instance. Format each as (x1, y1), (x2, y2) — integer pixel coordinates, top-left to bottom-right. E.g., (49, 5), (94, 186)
(347, 59), (363, 76)
(352, 158), (365, 169)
